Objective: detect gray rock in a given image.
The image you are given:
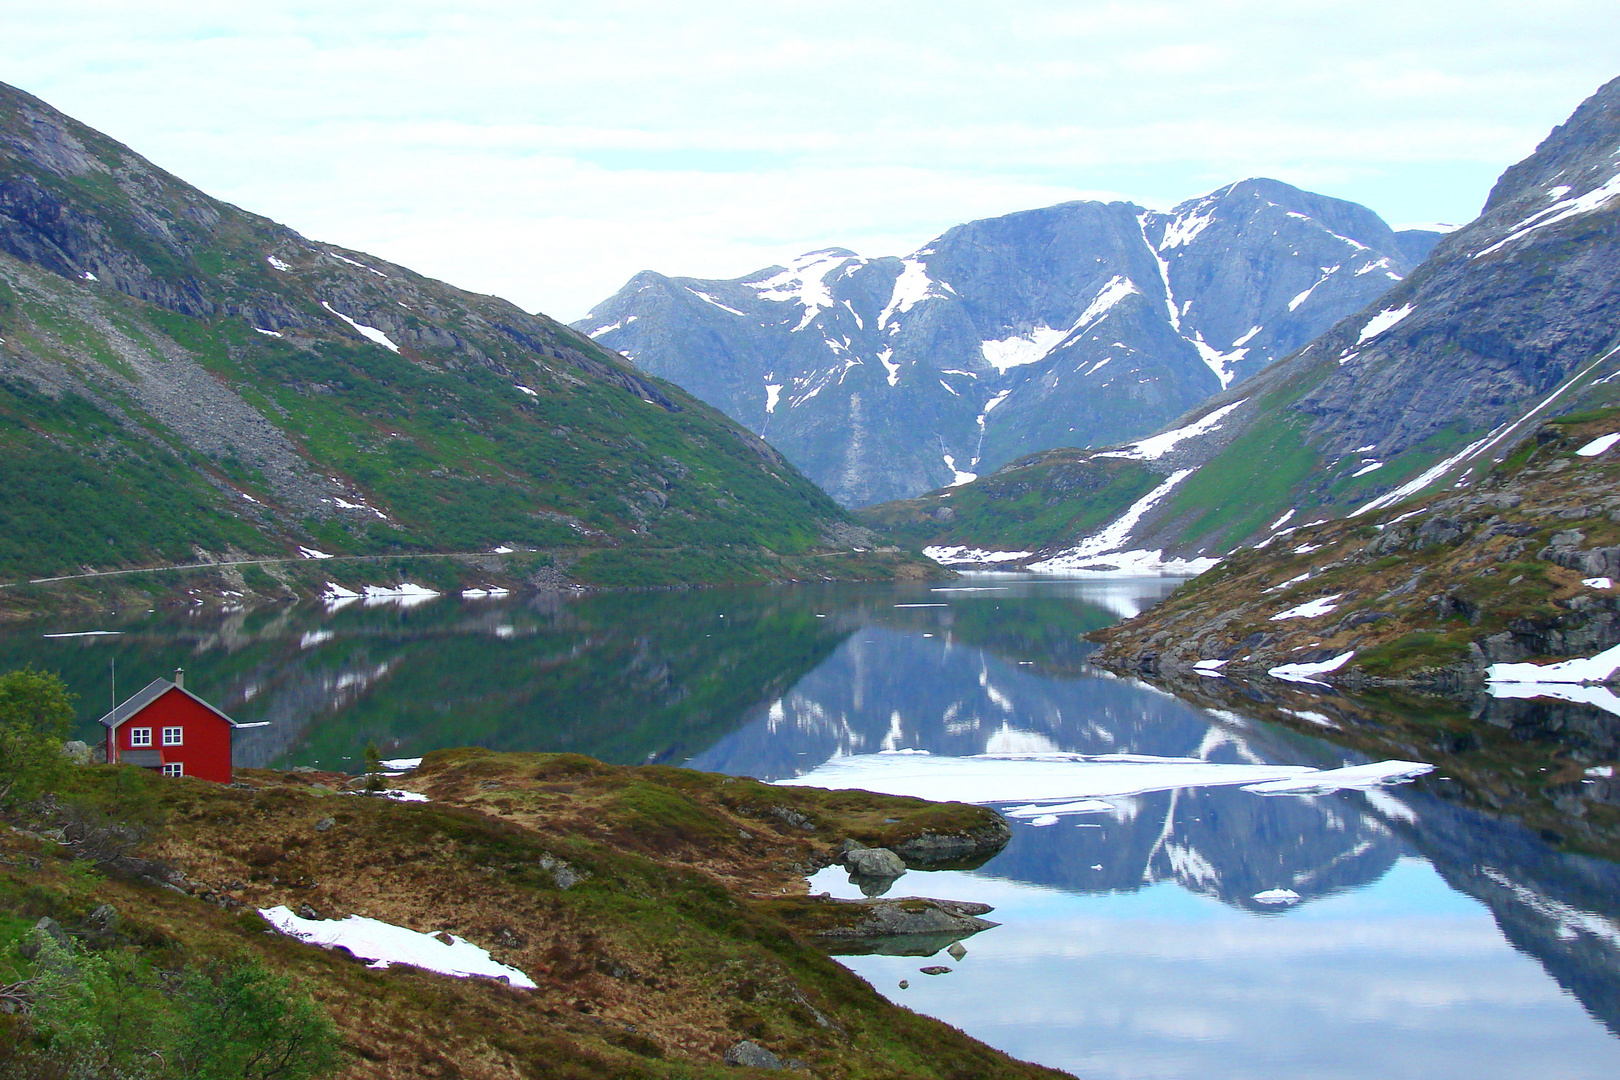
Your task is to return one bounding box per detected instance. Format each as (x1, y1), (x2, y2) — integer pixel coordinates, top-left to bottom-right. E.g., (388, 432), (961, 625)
(723, 1040), (783, 1069)
(842, 846), (906, 879)
(19, 917), (71, 960)
(538, 853), (588, 890)
(60, 740), (90, 765)
(770, 806), (815, 832)
(946, 941), (967, 961)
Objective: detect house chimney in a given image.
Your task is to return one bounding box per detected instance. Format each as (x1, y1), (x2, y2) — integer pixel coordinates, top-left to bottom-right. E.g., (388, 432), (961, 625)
(174, 667), (185, 689)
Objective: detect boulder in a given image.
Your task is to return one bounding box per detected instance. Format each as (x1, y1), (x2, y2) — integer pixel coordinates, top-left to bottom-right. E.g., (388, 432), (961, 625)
(842, 846), (906, 879)
(724, 1040), (783, 1069)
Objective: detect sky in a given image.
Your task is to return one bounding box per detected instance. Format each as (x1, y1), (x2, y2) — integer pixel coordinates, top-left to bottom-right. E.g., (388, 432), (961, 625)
(5, 2), (1619, 321)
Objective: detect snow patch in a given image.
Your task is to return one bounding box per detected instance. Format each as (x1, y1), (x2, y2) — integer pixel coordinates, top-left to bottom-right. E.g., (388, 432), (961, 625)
(266, 256), (292, 272)
(1267, 650), (1355, 685)
(942, 454), (976, 486)
(298, 546), (332, 560)
(685, 286), (747, 316)
(321, 302), (401, 353)
(764, 383), (782, 414)
(1357, 304), (1414, 344)
(924, 546), (1031, 565)
(1577, 432), (1620, 456)
(1098, 400), (1245, 461)
(260, 906), (535, 988)
(879, 255), (952, 329)
(980, 324), (1071, 373)
(1584, 577), (1613, 590)
(1474, 172), (1620, 259)
(1270, 594), (1342, 620)
(1487, 642), (1620, 685)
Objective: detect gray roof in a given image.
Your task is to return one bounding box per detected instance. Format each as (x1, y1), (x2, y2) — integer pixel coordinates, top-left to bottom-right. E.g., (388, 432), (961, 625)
(96, 678), (241, 730)
(119, 749), (164, 768)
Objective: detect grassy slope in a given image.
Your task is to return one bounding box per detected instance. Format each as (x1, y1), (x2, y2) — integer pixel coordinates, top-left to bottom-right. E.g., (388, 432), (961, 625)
(857, 453), (1159, 553)
(0, 82), (931, 594)
(3, 751), (1066, 1080)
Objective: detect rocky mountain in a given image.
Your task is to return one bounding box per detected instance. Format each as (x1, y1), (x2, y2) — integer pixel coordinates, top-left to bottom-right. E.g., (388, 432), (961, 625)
(0, 81), (928, 598)
(870, 74), (1620, 573)
(578, 181), (1439, 506)
(1089, 407), (1620, 684)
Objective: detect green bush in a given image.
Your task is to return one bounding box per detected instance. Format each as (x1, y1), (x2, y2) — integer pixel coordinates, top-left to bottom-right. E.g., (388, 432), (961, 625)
(0, 667), (75, 808)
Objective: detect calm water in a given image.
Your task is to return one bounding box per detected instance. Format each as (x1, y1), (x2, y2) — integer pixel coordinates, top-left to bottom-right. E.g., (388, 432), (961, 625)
(18, 576), (1620, 1079)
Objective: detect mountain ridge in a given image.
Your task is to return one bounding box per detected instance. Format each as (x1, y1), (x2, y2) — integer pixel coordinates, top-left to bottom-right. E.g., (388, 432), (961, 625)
(579, 179), (1439, 506)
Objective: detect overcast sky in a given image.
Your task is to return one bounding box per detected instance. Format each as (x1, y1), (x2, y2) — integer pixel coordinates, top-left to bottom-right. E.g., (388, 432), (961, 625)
(6, 2), (1618, 320)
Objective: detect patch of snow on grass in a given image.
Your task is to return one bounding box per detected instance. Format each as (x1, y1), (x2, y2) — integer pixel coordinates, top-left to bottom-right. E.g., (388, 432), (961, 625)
(1267, 650), (1355, 685)
(1099, 401), (1245, 461)
(1352, 460), (1384, 477)
(321, 582), (360, 600)
(298, 546), (332, 559)
(260, 906), (533, 987)
(253, 327), (282, 337)
(942, 454), (976, 486)
(923, 545), (1031, 565)
(1577, 432), (1620, 456)
(1270, 594), (1342, 620)
(266, 256), (292, 271)
(1487, 642), (1620, 684)
(1357, 304), (1414, 344)
(320, 302), (400, 353)
(362, 584), (441, 609)
(380, 757), (422, 771)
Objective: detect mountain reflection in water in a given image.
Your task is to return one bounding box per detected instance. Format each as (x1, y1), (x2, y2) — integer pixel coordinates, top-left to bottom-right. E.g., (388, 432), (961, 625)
(13, 575), (1620, 1079)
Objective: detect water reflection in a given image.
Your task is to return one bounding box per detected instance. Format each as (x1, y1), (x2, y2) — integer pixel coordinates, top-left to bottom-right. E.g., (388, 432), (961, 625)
(9, 575), (1620, 1078)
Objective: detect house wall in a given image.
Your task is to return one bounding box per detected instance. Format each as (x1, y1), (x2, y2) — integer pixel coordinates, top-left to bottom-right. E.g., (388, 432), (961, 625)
(114, 688), (233, 783)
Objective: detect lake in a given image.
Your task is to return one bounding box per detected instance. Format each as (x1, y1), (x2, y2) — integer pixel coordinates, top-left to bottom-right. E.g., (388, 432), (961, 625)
(17, 574), (1620, 1079)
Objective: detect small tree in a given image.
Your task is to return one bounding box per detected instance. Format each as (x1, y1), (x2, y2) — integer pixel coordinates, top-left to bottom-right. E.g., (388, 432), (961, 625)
(363, 740), (383, 793)
(0, 668), (77, 808)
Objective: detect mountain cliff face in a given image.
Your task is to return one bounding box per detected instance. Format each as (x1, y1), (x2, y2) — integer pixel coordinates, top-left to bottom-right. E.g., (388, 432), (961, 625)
(872, 75), (1620, 572)
(578, 182), (1435, 507)
(0, 82), (921, 593)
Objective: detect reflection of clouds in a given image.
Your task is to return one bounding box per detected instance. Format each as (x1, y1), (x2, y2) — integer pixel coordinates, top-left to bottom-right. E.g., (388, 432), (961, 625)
(835, 868), (1620, 1080)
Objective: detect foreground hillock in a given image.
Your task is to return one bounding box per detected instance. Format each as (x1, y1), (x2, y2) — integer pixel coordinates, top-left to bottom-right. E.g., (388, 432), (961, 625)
(3, 750), (1061, 1080)
(1091, 408), (1620, 686)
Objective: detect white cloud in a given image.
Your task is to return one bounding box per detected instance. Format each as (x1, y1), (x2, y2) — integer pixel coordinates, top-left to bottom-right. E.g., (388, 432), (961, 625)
(4, 1), (1617, 318)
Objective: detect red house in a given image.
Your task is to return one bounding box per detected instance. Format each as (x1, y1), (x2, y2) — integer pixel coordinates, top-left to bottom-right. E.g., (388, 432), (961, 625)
(97, 668), (257, 784)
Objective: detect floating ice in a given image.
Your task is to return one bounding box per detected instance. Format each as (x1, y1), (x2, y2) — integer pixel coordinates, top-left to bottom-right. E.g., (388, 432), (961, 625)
(1242, 760), (1434, 795)
(260, 906), (533, 987)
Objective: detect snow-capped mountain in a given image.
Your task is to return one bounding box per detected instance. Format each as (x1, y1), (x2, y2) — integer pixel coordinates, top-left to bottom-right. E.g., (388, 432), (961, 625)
(577, 180), (1439, 506)
(874, 75), (1620, 575)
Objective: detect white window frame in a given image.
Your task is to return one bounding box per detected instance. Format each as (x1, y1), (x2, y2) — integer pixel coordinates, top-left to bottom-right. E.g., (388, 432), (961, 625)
(162, 726), (183, 746)
(129, 727), (153, 747)
(160, 763), (183, 777)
